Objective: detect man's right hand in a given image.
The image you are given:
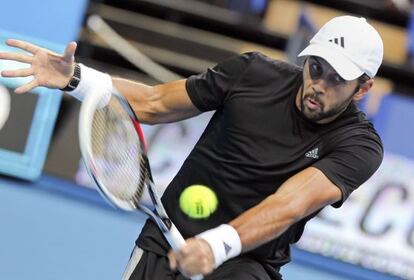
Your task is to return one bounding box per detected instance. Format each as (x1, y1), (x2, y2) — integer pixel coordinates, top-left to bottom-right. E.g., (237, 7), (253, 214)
(0, 39), (77, 94)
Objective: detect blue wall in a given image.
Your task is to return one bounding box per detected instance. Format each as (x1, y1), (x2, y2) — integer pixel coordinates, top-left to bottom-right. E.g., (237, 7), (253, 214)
(0, 0), (87, 45)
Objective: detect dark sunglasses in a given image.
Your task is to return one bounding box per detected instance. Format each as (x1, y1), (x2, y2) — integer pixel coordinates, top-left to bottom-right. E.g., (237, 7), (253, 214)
(307, 56), (354, 88)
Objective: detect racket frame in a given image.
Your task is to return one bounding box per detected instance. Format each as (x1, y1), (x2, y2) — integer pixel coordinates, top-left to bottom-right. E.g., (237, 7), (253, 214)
(79, 87), (203, 278)
(79, 88), (172, 230)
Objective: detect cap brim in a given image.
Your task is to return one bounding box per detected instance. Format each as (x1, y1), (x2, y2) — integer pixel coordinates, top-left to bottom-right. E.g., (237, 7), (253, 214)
(298, 44), (363, 81)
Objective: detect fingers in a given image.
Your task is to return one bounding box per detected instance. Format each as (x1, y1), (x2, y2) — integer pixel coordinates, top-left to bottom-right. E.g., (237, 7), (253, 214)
(169, 250), (193, 279)
(168, 238), (215, 277)
(178, 243), (212, 274)
(62, 42), (77, 64)
(168, 251), (178, 271)
(14, 79), (38, 94)
(0, 52), (33, 64)
(2, 67), (33, 78)
(6, 39), (39, 54)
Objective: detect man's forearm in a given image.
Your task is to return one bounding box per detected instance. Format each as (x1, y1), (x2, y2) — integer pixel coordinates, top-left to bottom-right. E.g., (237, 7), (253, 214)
(229, 167), (341, 253)
(229, 192), (298, 252)
(112, 77), (156, 124)
(113, 78), (200, 124)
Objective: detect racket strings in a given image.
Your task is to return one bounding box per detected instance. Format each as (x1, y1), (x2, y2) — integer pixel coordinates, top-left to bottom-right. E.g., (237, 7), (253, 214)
(90, 97), (148, 205)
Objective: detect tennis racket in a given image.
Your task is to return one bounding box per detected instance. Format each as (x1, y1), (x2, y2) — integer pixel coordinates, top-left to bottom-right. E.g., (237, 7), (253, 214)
(79, 86), (202, 280)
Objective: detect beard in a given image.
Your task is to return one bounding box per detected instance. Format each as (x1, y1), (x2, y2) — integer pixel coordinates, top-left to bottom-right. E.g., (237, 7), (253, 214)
(300, 87), (354, 123)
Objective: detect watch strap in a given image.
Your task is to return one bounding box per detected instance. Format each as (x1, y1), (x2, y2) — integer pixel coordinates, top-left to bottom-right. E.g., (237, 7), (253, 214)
(61, 63), (81, 92)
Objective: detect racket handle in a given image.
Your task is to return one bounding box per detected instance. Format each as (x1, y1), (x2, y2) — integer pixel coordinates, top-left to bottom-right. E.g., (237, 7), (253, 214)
(164, 223), (204, 280)
(164, 222), (186, 251)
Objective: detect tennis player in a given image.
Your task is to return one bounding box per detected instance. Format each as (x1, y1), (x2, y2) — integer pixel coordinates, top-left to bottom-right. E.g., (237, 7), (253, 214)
(0, 15), (384, 279)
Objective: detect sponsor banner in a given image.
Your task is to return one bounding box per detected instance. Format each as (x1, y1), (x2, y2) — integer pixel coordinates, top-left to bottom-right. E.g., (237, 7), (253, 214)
(297, 153), (414, 279)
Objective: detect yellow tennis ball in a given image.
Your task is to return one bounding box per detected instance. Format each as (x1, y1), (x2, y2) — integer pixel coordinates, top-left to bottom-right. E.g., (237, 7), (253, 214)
(179, 185), (218, 219)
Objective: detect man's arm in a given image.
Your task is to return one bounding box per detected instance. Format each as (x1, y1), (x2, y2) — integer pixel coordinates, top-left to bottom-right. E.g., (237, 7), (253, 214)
(113, 78), (201, 124)
(229, 166), (341, 252)
(169, 166), (342, 276)
(0, 39), (201, 125)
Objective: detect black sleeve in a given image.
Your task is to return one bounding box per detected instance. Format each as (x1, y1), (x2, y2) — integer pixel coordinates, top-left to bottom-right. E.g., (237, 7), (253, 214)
(185, 52), (256, 111)
(312, 134), (383, 208)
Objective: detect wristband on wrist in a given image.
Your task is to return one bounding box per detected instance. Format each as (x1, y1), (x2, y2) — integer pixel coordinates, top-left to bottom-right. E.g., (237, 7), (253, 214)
(196, 224), (242, 268)
(64, 63), (112, 102)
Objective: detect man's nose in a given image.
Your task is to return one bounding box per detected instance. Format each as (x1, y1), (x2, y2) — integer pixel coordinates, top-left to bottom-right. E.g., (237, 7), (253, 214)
(311, 83), (325, 96)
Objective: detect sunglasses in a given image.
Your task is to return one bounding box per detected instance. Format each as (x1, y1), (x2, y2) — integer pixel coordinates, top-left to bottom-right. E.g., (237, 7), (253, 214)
(307, 57), (353, 89)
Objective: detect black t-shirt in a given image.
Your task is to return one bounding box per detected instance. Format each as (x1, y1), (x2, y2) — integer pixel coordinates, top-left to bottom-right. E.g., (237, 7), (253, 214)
(137, 52), (383, 273)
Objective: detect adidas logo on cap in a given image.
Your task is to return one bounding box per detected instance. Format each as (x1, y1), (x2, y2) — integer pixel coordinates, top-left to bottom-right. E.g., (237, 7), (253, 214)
(329, 37), (345, 48)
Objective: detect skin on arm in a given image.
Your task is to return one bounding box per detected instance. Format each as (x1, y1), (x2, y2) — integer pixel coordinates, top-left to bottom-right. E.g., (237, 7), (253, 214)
(169, 166), (343, 276)
(113, 78), (201, 124)
(229, 166), (342, 252)
(0, 39), (201, 125)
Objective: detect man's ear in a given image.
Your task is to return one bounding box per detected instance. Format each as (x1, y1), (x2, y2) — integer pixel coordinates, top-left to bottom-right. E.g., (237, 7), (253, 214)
(353, 79), (374, 101)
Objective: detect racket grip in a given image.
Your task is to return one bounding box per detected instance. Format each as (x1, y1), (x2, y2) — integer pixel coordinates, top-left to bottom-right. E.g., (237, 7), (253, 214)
(164, 223), (204, 280)
(164, 222), (186, 251)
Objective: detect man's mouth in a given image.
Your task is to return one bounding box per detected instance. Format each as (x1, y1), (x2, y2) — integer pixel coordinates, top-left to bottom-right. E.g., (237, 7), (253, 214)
(305, 97), (321, 110)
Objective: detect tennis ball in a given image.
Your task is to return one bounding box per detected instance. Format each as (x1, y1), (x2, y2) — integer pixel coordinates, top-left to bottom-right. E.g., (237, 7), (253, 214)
(179, 185), (218, 219)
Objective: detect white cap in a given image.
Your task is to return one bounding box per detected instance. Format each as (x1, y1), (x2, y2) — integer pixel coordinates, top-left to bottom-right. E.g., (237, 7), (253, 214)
(298, 15), (384, 80)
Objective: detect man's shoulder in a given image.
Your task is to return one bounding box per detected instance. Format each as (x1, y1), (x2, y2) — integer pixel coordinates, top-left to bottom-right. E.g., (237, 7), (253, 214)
(237, 52), (302, 80)
(239, 52), (298, 68)
(326, 108), (383, 151)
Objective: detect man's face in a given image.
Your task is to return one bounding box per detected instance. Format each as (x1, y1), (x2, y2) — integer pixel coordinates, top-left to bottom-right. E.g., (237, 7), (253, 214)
(299, 56), (360, 124)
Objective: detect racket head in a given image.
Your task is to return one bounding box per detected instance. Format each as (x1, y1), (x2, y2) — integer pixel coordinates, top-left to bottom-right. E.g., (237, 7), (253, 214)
(79, 86), (149, 211)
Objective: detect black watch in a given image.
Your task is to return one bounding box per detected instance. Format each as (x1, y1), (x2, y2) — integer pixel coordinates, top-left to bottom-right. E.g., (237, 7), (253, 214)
(61, 63), (81, 92)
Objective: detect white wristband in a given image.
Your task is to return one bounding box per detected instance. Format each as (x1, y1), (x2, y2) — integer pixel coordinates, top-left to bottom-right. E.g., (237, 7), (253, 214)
(196, 224), (242, 268)
(67, 63), (112, 102)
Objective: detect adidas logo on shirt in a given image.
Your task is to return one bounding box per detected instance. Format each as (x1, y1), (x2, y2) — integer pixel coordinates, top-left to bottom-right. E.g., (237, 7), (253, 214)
(305, 148), (319, 159)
